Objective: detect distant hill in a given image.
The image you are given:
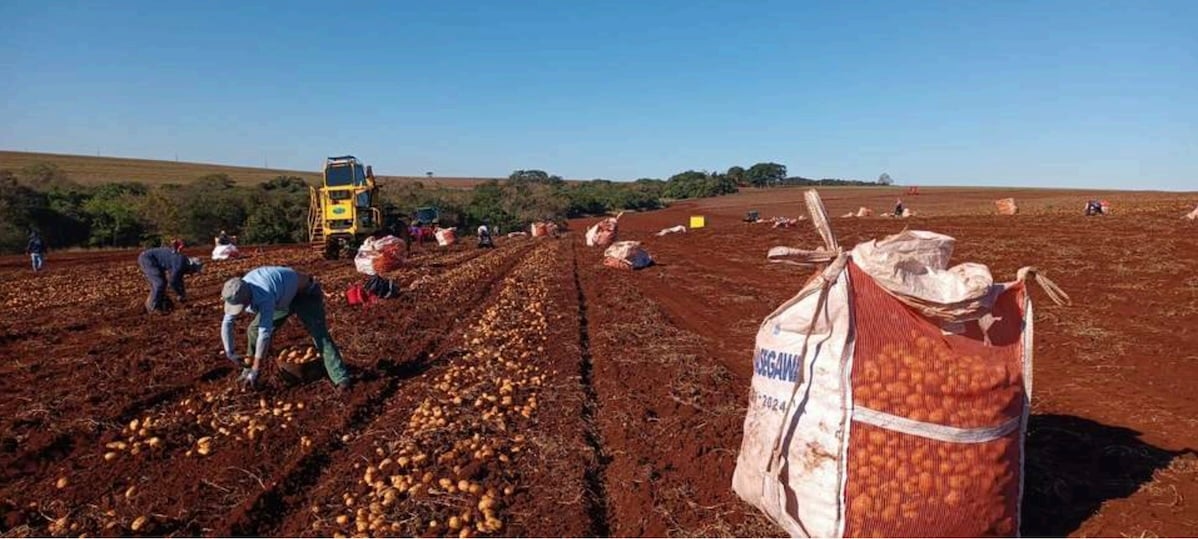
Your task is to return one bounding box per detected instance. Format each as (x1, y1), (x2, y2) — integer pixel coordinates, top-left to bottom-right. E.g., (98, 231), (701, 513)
(0, 150), (497, 189)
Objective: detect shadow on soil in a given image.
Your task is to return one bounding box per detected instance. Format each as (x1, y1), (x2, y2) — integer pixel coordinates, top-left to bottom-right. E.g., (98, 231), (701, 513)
(1021, 413), (1195, 536)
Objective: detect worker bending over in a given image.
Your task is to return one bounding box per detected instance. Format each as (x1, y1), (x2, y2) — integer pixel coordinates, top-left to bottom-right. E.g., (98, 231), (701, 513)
(220, 266), (351, 392)
(477, 222), (494, 249)
(138, 247), (203, 313)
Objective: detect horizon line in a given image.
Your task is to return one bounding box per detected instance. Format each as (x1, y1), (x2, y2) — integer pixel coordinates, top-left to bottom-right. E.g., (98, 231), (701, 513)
(2, 148), (1194, 193)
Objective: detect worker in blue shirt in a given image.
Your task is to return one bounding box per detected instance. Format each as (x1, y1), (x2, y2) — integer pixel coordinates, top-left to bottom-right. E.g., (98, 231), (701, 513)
(220, 266), (351, 392)
(138, 247), (203, 313)
(26, 231), (47, 272)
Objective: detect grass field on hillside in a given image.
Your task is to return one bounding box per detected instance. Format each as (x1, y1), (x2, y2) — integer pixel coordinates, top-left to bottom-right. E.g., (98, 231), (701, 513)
(0, 151), (493, 188)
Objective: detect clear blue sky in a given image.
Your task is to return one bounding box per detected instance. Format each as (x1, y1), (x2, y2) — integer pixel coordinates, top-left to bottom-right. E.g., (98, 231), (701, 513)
(2, 1), (1194, 189)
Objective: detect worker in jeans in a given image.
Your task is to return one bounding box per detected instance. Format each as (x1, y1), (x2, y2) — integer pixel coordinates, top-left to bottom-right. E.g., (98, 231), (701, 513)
(220, 266), (351, 392)
(26, 232), (46, 272)
(138, 246), (203, 313)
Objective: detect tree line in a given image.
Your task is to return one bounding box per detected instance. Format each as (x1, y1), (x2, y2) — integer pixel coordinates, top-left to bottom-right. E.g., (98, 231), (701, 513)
(0, 161), (886, 253)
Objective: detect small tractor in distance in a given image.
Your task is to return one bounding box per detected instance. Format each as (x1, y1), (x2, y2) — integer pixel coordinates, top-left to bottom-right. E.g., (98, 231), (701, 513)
(411, 206), (439, 245)
(308, 155), (384, 259)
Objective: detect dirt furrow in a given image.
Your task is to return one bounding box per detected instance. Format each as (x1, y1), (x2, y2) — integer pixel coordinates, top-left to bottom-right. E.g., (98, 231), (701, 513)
(0, 244), (525, 536)
(0, 246), (471, 486)
(264, 239), (594, 537)
(574, 236), (780, 537)
(570, 241), (613, 536)
(221, 243), (535, 536)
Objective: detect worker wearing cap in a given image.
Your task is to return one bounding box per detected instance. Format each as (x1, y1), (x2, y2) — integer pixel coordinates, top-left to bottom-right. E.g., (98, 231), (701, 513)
(138, 246), (203, 313)
(220, 266), (350, 391)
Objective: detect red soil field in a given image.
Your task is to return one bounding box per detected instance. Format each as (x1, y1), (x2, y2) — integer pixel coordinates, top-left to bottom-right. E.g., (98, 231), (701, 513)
(1, 186), (1195, 537)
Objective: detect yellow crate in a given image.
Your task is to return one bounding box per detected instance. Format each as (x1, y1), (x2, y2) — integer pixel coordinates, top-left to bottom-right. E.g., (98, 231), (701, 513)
(689, 215), (706, 228)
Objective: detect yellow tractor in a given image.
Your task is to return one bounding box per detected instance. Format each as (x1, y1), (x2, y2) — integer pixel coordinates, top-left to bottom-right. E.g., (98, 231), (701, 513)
(308, 155), (384, 259)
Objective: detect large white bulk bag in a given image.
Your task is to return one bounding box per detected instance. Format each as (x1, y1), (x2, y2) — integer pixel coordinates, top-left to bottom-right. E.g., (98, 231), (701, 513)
(733, 190), (1070, 537)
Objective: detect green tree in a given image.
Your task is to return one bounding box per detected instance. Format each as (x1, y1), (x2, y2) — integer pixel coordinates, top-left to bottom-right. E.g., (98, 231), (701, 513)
(0, 172), (43, 251)
(138, 185), (185, 243)
(508, 170), (564, 185)
(664, 170), (737, 199)
(466, 181), (516, 232)
(244, 199), (304, 244)
(726, 166), (747, 186)
(177, 175), (246, 243)
(263, 175), (309, 193)
(746, 162), (787, 187)
(82, 183), (149, 247)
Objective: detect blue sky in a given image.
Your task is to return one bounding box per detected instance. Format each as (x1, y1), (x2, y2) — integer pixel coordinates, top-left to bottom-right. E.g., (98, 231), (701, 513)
(1, 1), (1194, 189)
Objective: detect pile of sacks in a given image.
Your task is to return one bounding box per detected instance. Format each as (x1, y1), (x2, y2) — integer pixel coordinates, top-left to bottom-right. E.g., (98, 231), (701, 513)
(656, 225), (686, 236)
(531, 221), (560, 238)
(995, 198), (1018, 215)
(1184, 205), (1198, 220)
(585, 212), (623, 247)
(769, 217), (802, 228)
(840, 207), (874, 218)
(583, 213), (654, 271)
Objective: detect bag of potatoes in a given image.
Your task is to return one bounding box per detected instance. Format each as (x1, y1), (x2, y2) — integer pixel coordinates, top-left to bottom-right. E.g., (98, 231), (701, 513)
(732, 190), (1069, 537)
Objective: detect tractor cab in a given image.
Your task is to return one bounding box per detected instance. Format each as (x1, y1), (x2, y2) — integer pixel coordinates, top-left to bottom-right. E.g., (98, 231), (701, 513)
(411, 207), (440, 245)
(414, 206), (439, 226)
(322, 156), (377, 230)
(309, 155), (383, 258)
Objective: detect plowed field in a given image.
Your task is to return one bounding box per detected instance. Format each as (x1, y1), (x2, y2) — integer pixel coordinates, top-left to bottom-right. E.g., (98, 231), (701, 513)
(2, 187), (1196, 537)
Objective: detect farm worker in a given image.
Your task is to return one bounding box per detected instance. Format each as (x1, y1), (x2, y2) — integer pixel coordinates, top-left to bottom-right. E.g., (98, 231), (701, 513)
(216, 230), (231, 246)
(380, 223), (412, 257)
(477, 222), (494, 248)
(26, 231), (46, 272)
(171, 238), (185, 252)
(138, 247), (203, 313)
(220, 266), (351, 392)
(894, 199), (904, 216)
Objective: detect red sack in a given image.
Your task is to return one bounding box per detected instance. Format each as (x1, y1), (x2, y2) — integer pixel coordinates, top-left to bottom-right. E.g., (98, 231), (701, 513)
(346, 284), (378, 306)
